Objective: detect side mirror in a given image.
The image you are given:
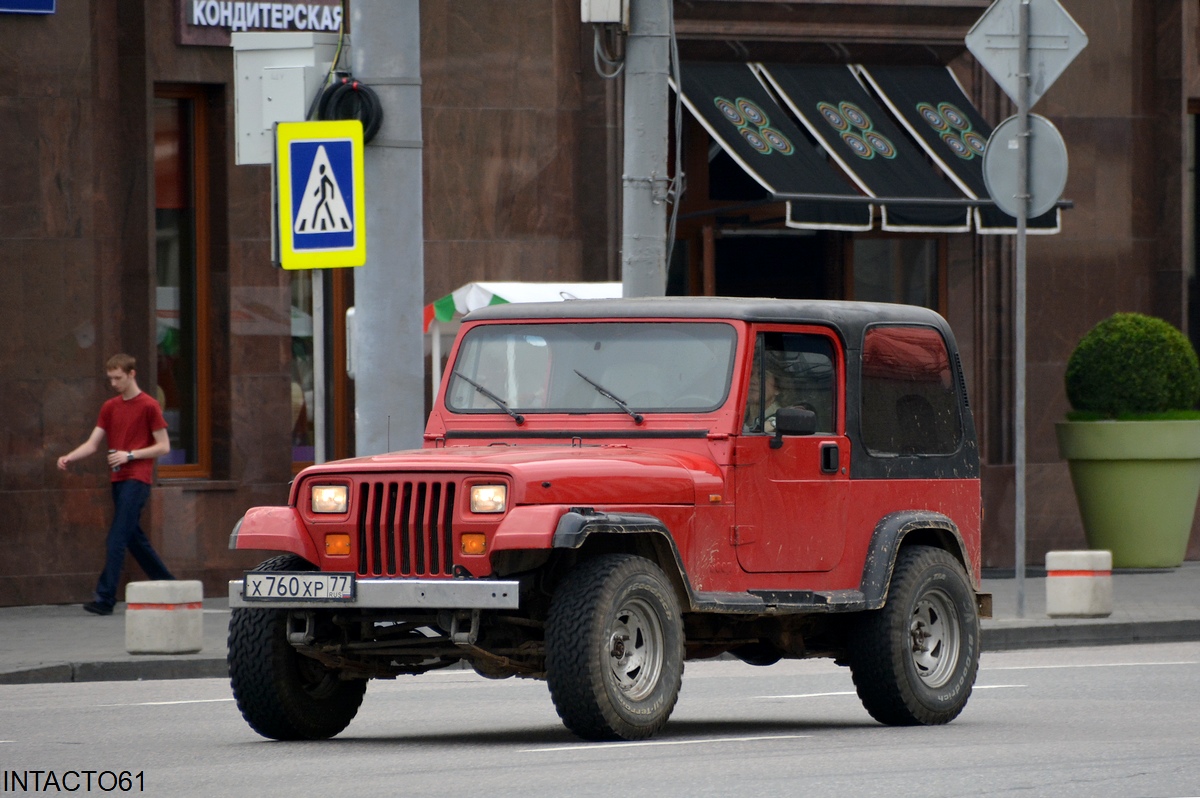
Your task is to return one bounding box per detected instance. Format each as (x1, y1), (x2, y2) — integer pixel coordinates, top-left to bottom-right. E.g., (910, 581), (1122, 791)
(771, 406), (817, 448)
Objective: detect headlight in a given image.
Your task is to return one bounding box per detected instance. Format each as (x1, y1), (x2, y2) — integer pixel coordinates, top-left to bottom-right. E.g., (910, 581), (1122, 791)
(470, 484), (507, 513)
(311, 484), (348, 514)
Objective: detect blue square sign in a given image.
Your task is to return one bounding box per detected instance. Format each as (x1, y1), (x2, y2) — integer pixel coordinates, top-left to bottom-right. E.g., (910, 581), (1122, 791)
(289, 138), (356, 251)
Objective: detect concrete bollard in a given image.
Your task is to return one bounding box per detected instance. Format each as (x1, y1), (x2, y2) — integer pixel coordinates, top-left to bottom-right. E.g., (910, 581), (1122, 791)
(125, 580), (204, 654)
(1045, 550), (1113, 618)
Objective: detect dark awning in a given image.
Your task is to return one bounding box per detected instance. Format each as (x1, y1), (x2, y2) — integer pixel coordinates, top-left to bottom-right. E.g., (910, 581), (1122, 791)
(759, 64), (970, 232)
(860, 65), (1061, 234)
(677, 61), (872, 231)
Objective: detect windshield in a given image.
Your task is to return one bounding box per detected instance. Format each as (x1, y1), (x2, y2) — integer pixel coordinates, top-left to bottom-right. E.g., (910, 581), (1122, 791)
(446, 322), (738, 414)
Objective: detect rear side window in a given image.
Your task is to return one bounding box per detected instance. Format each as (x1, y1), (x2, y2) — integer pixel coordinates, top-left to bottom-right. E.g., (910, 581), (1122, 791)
(860, 325), (961, 456)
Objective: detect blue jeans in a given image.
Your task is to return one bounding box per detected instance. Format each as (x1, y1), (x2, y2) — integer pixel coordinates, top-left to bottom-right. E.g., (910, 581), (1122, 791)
(93, 480), (175, 608)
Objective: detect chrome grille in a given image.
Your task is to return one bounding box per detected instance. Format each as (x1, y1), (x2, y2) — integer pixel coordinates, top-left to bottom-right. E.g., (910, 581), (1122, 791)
(356, 479), (455, 576)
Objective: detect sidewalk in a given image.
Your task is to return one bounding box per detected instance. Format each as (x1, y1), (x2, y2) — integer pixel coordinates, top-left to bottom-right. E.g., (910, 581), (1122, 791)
(2, 564), (1198, 685)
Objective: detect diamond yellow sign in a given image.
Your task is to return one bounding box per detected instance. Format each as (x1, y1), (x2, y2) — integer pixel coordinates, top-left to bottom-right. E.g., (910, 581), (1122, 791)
(276, 120), (366, 269)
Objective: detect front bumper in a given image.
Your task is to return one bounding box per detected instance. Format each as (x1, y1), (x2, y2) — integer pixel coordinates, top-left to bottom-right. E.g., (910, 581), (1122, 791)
(228, 578), (520, 609)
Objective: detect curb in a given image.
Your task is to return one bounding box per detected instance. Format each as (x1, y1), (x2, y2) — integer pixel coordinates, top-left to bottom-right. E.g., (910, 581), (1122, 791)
(0, 658), (228, 685)
(981, 619), (1200, 652)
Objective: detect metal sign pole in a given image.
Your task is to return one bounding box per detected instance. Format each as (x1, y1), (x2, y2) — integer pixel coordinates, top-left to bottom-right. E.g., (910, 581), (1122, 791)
(313, 270), (326, 464)
(1014, 0), (1031, 617)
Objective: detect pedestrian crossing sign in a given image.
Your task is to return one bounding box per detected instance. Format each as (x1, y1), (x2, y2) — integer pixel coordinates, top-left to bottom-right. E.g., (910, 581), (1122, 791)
(276, 120), (366, 269)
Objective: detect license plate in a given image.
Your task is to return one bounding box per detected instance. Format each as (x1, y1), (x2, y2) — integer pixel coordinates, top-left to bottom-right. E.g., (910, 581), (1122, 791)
(242, 572), (356, 602)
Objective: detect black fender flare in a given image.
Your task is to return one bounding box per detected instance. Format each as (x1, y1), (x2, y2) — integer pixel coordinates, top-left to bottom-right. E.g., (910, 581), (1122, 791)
(859, 510), (974, 609)
(552, 509), (694, 608)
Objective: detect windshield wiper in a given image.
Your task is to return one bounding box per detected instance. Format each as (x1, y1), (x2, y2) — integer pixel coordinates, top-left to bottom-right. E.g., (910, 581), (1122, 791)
(574, 369), (644, 424)
(452, 372), (524, 425)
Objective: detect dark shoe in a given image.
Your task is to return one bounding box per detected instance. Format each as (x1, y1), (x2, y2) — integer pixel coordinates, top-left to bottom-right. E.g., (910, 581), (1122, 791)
(83, 602), (113, 616)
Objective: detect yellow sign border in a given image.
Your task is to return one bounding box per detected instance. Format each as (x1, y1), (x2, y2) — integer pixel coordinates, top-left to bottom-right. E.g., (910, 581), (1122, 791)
(276, 120), (366, 270)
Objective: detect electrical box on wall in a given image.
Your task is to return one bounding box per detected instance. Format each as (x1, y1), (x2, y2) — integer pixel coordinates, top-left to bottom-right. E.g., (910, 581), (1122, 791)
(231, 32), (346, 165)
(581, 0), (627, 25)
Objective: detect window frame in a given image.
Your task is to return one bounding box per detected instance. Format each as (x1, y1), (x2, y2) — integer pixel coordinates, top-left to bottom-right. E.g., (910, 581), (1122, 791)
(742, 326), (842, 436)
(154, 85), (212, 480)
(845, 234), (947, 314)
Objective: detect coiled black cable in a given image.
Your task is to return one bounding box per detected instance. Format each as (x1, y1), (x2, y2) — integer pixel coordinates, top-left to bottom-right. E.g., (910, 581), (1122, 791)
(317, 75), (384, 143)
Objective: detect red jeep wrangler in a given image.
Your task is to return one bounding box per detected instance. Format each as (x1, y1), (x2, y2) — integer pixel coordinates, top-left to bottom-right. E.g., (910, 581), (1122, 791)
(227, 297), (987, 741)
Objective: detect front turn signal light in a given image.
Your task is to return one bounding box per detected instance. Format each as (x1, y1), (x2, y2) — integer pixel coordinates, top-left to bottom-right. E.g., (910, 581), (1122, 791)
(325, 533), (351, 555)
(461, 533), (487, 555)
(470, 484), (507, 513)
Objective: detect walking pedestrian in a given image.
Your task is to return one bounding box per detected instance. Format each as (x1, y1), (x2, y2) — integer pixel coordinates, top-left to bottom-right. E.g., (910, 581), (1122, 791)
(57, 354), (175, 615)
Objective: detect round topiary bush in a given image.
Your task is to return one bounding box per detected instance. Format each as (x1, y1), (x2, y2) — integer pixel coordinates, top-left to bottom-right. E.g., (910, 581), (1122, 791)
(1065, 312), (1200, 418)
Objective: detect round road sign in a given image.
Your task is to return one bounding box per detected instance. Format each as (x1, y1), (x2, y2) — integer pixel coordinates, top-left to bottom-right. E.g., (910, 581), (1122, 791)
(983, 113), (1068, 218)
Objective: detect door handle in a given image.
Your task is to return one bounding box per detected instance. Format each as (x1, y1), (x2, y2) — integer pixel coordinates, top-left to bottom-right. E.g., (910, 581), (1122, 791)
(820, 442), (839, 474)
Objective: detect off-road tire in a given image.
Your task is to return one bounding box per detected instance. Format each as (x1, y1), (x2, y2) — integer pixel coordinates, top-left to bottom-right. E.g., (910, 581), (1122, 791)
(848, 545), (979, 726)
(545, 554), (684, 741)
(228, 554), (367, 740)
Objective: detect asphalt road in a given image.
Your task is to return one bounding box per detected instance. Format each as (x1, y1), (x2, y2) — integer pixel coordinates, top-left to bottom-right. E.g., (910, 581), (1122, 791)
(2, 642), (1198, 797)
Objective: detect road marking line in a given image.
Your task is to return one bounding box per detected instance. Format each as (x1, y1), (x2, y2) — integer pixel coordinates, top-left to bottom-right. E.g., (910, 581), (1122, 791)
(973, 684), (1025, 689)
(95, 698), (236, 707)
(985, 660), (1198, 672)
(521, 733), (812, 753)
(758, 691), (857, 699)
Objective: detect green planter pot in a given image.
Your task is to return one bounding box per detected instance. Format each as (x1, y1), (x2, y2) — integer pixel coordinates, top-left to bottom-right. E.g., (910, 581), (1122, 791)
(1056, 420), (1200, 568)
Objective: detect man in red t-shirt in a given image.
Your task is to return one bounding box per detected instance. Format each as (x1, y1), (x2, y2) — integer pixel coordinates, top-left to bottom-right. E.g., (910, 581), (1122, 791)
(58, 354), (175, 615)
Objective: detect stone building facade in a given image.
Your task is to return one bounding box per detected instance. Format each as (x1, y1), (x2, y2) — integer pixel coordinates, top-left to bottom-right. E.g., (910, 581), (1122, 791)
(0, 0), (1196, 606)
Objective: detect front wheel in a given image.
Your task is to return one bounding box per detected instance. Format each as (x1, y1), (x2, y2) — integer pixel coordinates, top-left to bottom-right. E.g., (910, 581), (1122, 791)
(848, 545), (979, 726)
(545, 554), (684, 741)
(228, 554), (367, 740)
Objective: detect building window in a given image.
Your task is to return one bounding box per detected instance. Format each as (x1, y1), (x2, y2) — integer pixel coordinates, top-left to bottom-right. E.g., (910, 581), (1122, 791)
(291, 270), (354, 470)
(850, 237), (944, 311)
(291, 273), (316, 464)
(154, 88), (211, 477)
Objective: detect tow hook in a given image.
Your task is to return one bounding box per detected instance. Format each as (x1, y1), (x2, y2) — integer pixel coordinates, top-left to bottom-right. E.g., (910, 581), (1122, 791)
(287, 611), (316, 646)
(440, 609), (482, 646)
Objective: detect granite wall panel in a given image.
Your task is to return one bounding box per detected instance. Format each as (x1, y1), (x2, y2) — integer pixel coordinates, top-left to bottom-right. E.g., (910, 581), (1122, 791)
(423, 239), (584, 303)
(422, 0), (559, 111)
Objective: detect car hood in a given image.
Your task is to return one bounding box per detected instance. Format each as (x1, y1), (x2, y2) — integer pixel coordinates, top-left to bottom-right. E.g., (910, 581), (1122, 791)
(295, 444), (723, 506)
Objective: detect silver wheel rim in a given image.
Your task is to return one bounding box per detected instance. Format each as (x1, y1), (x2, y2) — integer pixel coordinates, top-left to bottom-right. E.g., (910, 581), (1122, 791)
(606, 596), (664, 701)
(909, 587), (961, 688)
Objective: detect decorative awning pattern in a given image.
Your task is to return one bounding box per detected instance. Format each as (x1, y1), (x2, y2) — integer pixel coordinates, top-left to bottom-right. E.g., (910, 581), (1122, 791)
(759, 63), (970, 232)
(678, 61), (872, 231)
(677, 61), (1064, 235)
(859, 65), (1061, 233)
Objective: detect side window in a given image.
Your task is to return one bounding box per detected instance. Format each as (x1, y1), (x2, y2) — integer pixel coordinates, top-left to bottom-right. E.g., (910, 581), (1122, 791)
(860, 325), (962, 456)
(744, 332), (837, 434)
(154, 88), (211, 478)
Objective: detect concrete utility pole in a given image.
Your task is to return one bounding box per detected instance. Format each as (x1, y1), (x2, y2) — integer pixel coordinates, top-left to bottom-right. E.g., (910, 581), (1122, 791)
(620, 0), (671, 298)
(351, 0), (424, 454)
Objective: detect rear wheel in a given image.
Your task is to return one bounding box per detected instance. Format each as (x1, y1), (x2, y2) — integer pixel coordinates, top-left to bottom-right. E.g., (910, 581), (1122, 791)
(545, 554), (684, 741)
(228, 554), (367, 740)
(849, 545), (979, 725)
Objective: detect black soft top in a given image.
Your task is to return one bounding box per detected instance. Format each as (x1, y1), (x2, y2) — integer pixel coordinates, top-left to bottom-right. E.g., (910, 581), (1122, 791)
(464, 296), (953, 350)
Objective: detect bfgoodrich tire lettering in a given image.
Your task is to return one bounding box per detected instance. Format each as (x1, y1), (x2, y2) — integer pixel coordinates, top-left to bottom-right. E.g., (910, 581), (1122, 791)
(228, 554), (367, 740)
(545, 554), (685, 741)
(849, 545), (979, 725)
